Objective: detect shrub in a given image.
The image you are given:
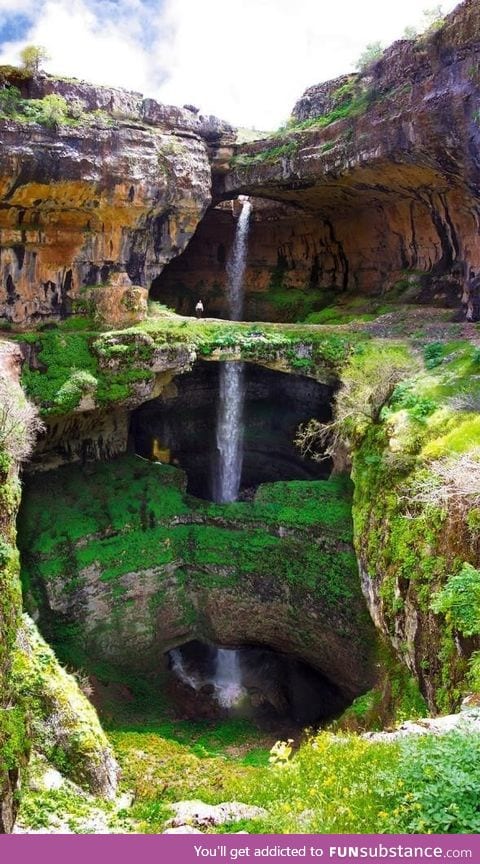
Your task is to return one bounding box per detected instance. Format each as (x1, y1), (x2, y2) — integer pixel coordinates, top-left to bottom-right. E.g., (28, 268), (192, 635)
(431, 563), (480, 637)
(37, 94), (69, 128)
(0, 84), (21, 116)
(424, 341), (444, 368)
(390, 732), (480, 834)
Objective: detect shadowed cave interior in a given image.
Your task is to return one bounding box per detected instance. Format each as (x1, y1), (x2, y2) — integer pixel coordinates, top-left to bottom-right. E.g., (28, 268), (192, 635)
(167, 640), (350, 727)
(130, 360), (334, 500)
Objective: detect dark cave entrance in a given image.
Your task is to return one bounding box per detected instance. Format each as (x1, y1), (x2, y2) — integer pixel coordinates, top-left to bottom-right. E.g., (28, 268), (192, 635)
(130, 361), (333, 500)
(148, 198), (329, 323)
(166, 640), (350, 728)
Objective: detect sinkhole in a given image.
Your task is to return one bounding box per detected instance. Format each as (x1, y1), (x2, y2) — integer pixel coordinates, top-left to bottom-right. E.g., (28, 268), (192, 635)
(167, 640), (350, 727)
(130, 360), (334, 500)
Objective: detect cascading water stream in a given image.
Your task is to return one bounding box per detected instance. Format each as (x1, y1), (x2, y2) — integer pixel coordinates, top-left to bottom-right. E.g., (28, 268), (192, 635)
(226, 198), (252, 322)
(170, 648), (200, 691)
(212, 648), (246, 708)
(214, 197), (252, 503)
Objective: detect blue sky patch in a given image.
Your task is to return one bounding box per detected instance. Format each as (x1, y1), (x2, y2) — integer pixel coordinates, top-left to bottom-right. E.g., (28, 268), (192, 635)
(0, 13), (33, 48)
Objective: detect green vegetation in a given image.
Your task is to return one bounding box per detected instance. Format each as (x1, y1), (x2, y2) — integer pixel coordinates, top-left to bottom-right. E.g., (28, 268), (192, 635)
(0, 82), (114, 129)
(231, 141), (298, 167)
(11, 615), (116, 793)
(20, 45), (50, 75)
(0, 445), (30, 810)
(18, 455), (363, 669)
(347, 339), (480, 711)
(103, 723), (480, 834)
(431, 563), (480, 637)
(355, 41), (384, 71)
(19, 317), (362, 416)
(231, 81), (379, 170)
(20, 328), (155, 415)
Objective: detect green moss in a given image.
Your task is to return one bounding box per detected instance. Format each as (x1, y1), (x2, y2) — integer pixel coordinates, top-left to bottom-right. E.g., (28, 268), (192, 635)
(21, 331), (98, 414)
(0, 450), (30, 811)
(231, 141), (298, 167)
(18, 317), (365, 415)
(0, 706), (28, 776)
(12, 615), (116, 793)
(18, 455), (365, 668)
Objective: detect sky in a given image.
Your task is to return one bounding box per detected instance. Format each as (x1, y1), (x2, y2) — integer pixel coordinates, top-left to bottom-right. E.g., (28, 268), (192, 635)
(0, 0), (460, 129)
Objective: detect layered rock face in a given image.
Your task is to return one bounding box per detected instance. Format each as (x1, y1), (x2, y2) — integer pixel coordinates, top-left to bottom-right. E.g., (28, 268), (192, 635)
(179, 0), (480, 320)
(154, 198), (356, 321)
(0, 75), (234, 327)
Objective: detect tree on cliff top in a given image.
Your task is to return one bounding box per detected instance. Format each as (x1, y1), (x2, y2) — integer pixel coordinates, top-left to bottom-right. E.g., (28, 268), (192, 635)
(20, 45), (50, 75)
(355, 42), (383, 72)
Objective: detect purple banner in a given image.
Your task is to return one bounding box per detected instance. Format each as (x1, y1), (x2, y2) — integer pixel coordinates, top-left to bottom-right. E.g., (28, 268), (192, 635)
(0, 834), (478, 864)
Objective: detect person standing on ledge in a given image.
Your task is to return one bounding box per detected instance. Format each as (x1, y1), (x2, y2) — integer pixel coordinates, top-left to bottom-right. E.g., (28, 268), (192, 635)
(195, 299), (204, 318)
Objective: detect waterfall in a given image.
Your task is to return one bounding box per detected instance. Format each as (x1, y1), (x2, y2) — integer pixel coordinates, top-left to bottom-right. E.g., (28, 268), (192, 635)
(212, 648), (246, 708)
(170, 648), (200, 691)
(226, 198), (252, 322)
(215, 362), (246, 503)
(214, 197), (251, 503)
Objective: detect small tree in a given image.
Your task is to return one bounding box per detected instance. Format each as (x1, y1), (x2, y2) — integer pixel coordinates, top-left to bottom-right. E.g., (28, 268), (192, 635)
(355, 41), (383, 72)
(402, 25), (418, 39)
(20, 45), (50, 75)
(0, 378), (44, 463)
(295, 347), (413, 461)
(422, 6), (444, 32)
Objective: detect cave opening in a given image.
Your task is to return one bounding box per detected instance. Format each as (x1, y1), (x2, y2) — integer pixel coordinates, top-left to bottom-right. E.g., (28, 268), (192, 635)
(167, 640), (350, 728)
(148, 197), (328, 324)
(130, 360), (333, 500)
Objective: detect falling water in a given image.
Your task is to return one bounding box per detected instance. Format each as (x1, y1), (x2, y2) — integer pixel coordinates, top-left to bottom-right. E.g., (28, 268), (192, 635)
(215, 362), (246, 503)
(214, 197), (251, 503)
(170, 648), (200, 691)
(226, 198), (252, 322)
(212, 648), (246, 708)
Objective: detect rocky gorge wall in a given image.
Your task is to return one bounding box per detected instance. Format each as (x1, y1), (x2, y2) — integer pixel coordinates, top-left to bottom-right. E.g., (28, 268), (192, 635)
(2, 0), (480, 833)
(18, 453), (376, 707)
(0, 75), (234, 327)
(202, 0), (480, 320)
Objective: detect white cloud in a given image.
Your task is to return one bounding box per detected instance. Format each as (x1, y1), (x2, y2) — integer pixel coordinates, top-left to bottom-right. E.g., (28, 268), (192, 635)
(0, 0), (461, 129)
(156, 0), (460, 128)
(0, 0), (155, 92)
(0, 0), (37, 10)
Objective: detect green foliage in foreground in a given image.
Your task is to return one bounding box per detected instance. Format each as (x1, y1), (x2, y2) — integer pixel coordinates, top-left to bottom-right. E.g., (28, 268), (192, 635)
(109, 724), (480, 834)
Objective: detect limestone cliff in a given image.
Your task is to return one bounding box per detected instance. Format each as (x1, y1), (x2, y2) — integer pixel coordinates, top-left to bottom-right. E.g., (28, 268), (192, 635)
(158, 0), (480, 321)
(0, 73), (234, 327)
